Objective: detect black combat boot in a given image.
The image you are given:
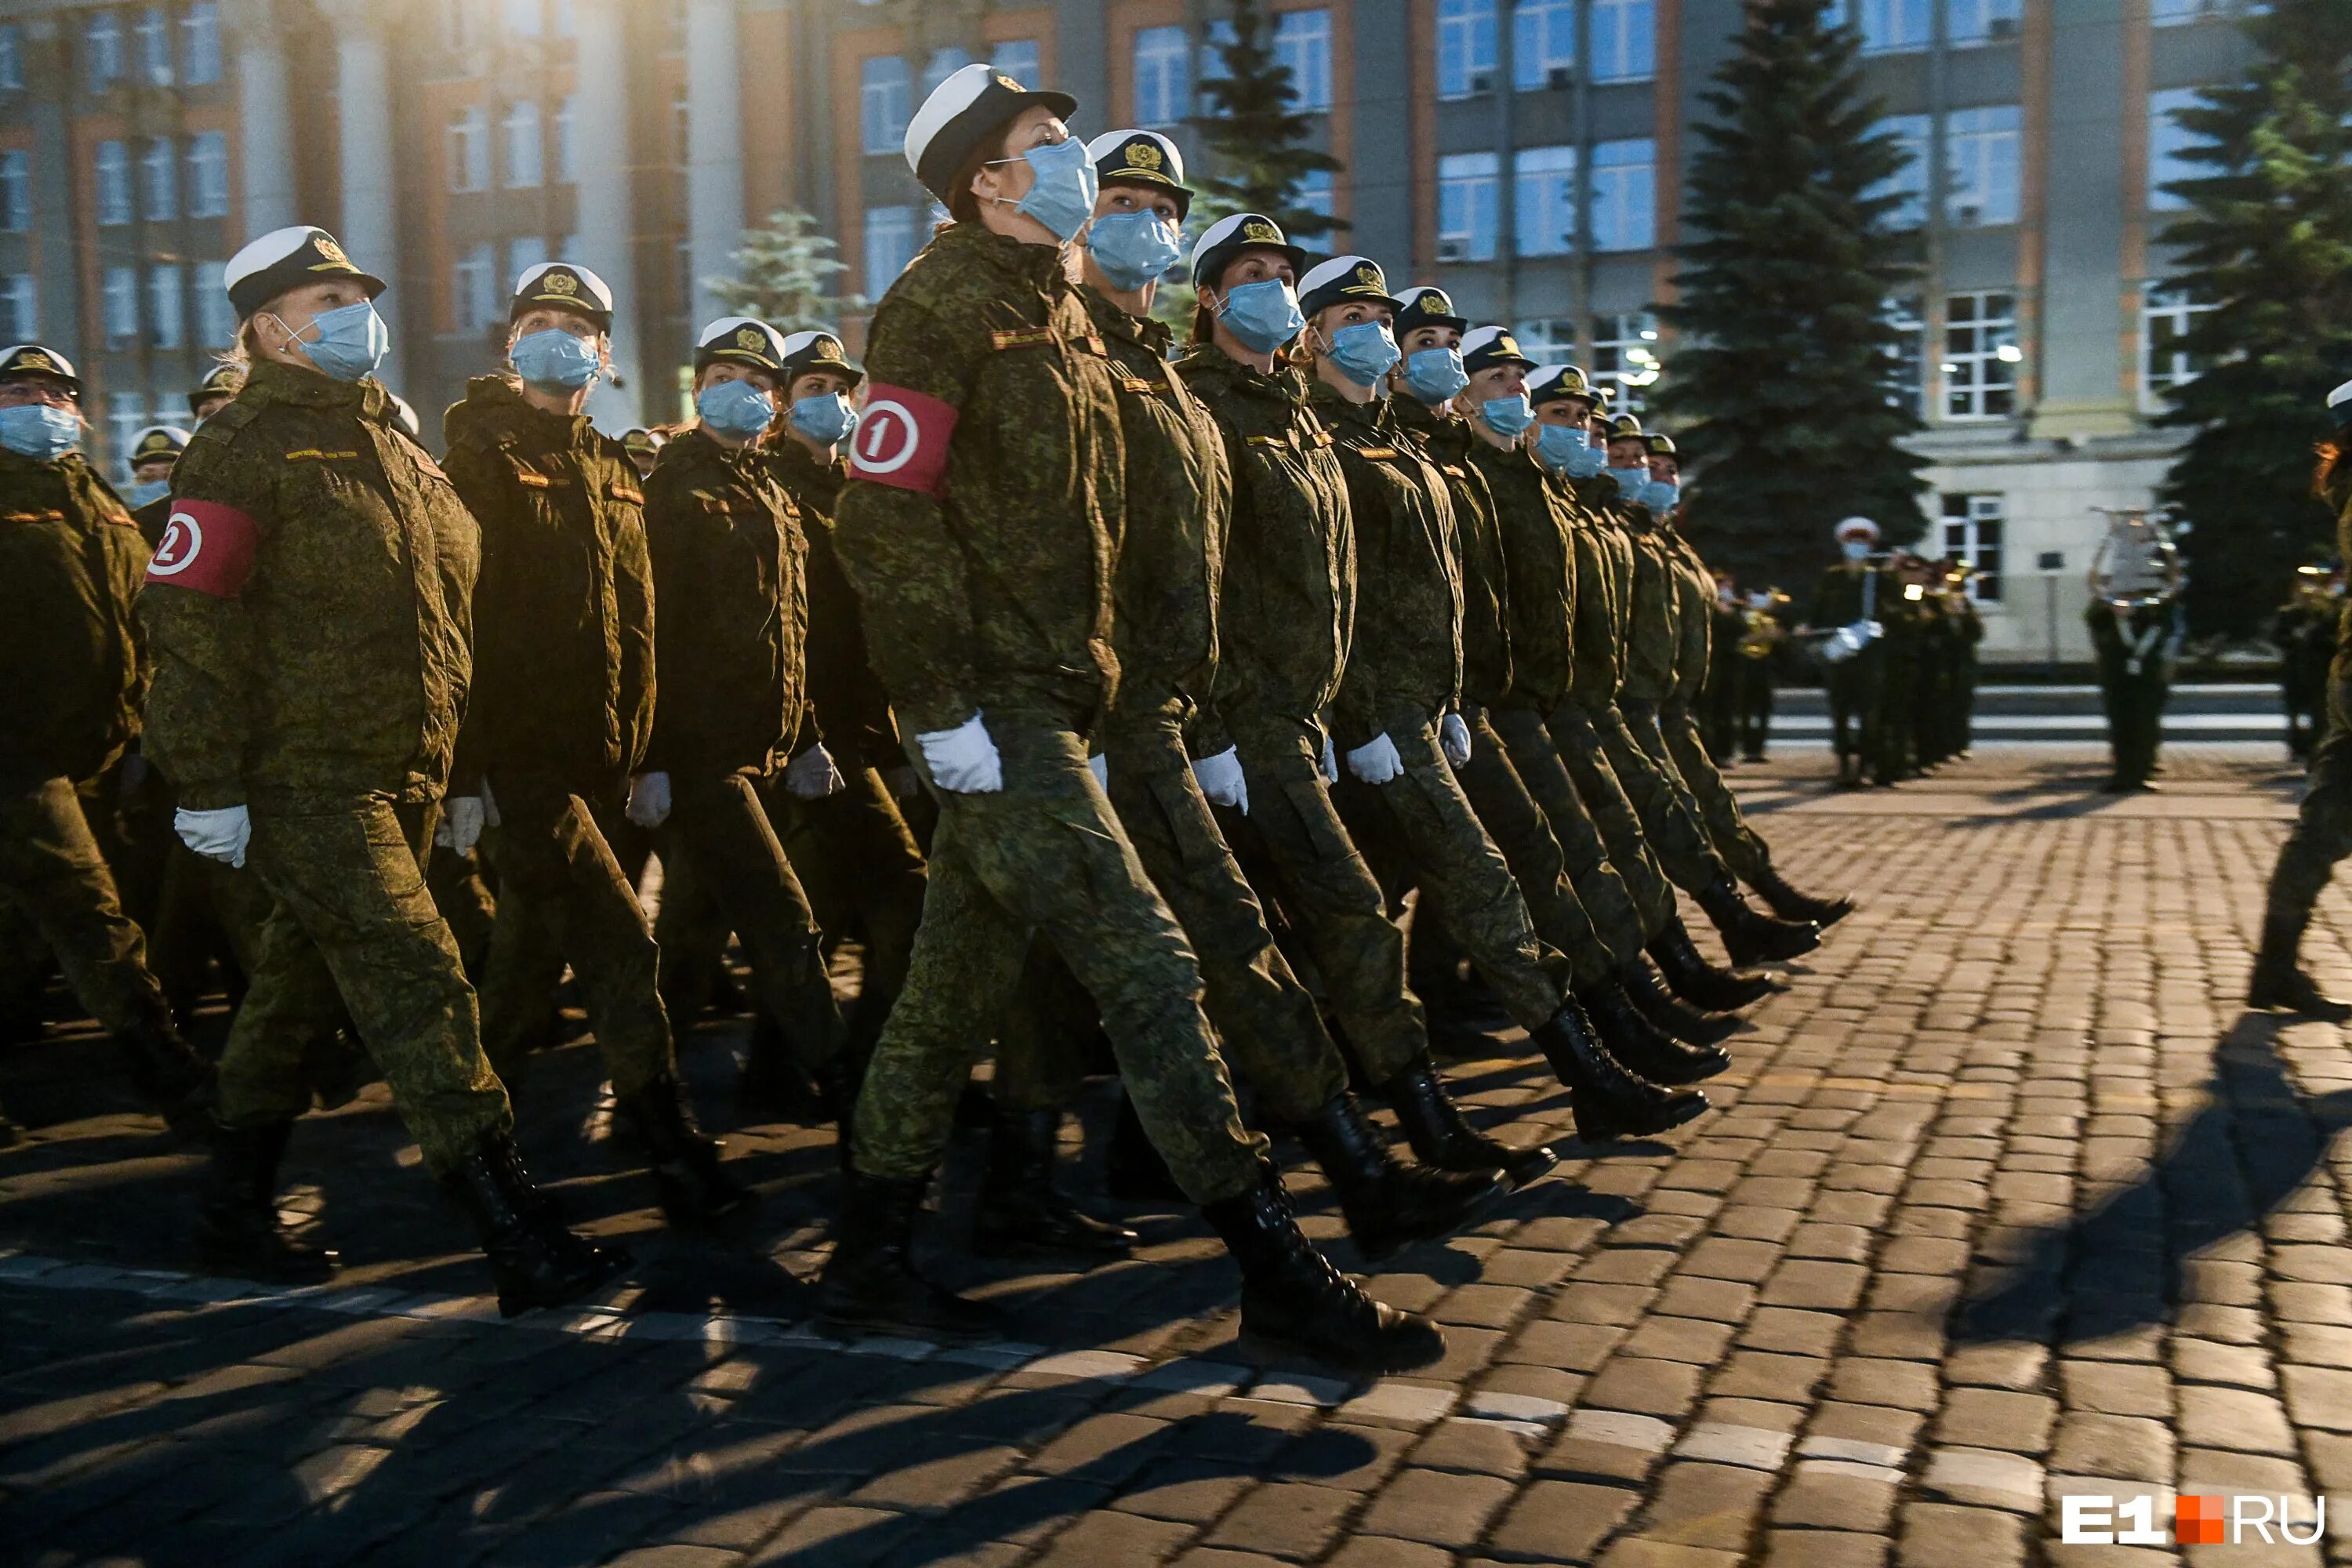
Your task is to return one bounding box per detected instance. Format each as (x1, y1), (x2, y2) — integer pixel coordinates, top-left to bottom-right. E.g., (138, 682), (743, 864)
(1105, 1091), (1186, 1203)
(1648, 916), (1778, 1010)
(1694, 878), (1820, 966)
(1294, 1091), (1507, 1261)
(974, 1108), (1138, 1261)
(112, 1013), (215, 1138)
(197, 1119), (334, 1282)
(615, 1072), (759, 1228)
(1200, 1165), (1446, 1373)
(1378, 1058), (1556, 1189)
(818, 1171), (1002, 1344)
(1748, 864), (1854, 928)
(442, 1130), (631, 1319)
(2249, 911), (2352, 1022)
(739, 1022), (823, 1123)
(1618, 958), (1741, 1047)
(1531, 1000), (1710, 1143)
(1576, 980), (1730, 1085)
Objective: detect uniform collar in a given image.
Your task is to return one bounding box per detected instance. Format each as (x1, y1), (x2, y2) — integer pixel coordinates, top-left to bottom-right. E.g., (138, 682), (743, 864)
(769, 435), (844, 484)
(245, 358), (389, 419)
(1083, 287), (1171, 359)
(1305, 378), (1392, 435)
(1178, 343), (1306, 405)
(670, 423), (767, 478)
(938, 220), (1073, 292)
(458, 374), (594, 448)
(0, 445), (79, 479)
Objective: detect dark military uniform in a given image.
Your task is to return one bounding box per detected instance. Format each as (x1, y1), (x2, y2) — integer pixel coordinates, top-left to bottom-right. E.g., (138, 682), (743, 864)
(1702, 590), (1745, 760)
(140, 362), (508, 1172)
(1651, 527), (1775, 884)
(2262, 471), (2352, 971)
(832, 221), (1260, 1205)
(440, 375), (670, 1096)
(1731, 603), (1785, 761)
(1809, 557), (1891, 783)
(2088, 598), (2175, 789)
(2276, 584), (2335, 762)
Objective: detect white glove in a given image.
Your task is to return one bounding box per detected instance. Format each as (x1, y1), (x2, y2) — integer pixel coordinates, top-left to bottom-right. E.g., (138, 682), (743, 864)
(1440, 712), (1473, 768)
(1346, 733), (1406, 786)
(916, 712), (1003, 794)
(1192, 746), (1249, 813)
(1322, 734), (1340, 783)
(784, 743), (845, 800)
(626, 771), (672, 828)
(175, 805), (250, 869)
(439, 796), (485, 855)
(1087, 753), (1109, 789)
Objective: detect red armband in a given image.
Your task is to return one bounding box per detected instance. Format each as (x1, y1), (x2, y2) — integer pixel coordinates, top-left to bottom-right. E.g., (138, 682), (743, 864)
(145, 499), (259, 598)
(850, 384), (958, 495)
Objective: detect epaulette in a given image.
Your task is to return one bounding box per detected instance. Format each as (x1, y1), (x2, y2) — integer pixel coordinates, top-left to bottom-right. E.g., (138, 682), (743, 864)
(187, 398), (262, 449)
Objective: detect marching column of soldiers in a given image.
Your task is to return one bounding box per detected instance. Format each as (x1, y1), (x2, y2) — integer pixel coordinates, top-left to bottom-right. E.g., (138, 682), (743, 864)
(0, 64), (1867, 1368)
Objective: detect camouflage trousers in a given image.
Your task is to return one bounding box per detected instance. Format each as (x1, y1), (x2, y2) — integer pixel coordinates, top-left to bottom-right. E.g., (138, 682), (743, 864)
(477, 775), (673, 1098)
(1544, 705), (1681, 936)
(2266, 666), (2352, 931)
(220, 797), (510, 1174)
(1597, 700), (1734, 895)
(1658, 701), (1773, 886)
(852, 714), (1263, 1204)
(0, 777), (171, 1036)
(1471, 707), (1642, 980)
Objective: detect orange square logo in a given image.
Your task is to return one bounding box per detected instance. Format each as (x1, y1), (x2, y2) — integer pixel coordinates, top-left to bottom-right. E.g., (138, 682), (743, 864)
(2176, 1495), (2225, 1544)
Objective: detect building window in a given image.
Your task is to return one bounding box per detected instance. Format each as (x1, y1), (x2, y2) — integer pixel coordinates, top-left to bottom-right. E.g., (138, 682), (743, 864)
(2151, 0), (2231, 22)
(1589, 0), (1654, 84)
(454, 242), (498, 331)
(861, 56), (910, 154)
(2140, 284), (2215, 408)
(448, 107), (489, 192)
(1944, 104), (2021, 227)
(1868, 114), (1931, 230)
(1941, 494), (2005, 603)
(1857, 0), (1931, 54)
(865, 204), (916, 293)
(1134, 26), (1191, 125)
(509, 235), (549, 289)
(103, 266), (139, 347)
(921, 48), (972, 100)
(1295, 169), (1335, 242)
(2, 274), (34, 340)
(1592, 312), (1661, 412)
(134, 6), (172, 84)
(182, 2), (221, 84)
(503, 0), (542, 38)
(86, 10), (125, 92)
(1514, 144), (1577, 257)
(140, 136), (176, 222)
(993, 39), (1040, 89)
(109, 394), (143, 470)
(1946, 0), (2023, 45)
(1200, 19), (1237, 85)
(1515, 0), (1577, 91)
(2147, 87), (2208, 213)
(1439, 151), (1499, 263)
(503, 100), (543, 187)
(195, 261), (232, 347)
(1276, 9), (1332, 113)
(1883, 295), (1926, 418)
(185, 132), (228, 218)
(1438, 0), (1495, 100)
(0, 26), (20, 92)
(96, 141), (133, 226)
(148, 263), (183, 348)
(1942, 290), (2018, 419)
(1590, 139), (1657, 251)
(1512, 317), (1579, 364)
(554, 95), (579, 184)
(0, 151), (28, 233)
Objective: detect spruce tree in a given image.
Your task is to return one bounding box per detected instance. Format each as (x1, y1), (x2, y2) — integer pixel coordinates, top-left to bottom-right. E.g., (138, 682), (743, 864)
(706, 209), (863, 332)
(1656, 0), (1925, 594)
(2152, 0), (2352, 640)
(1188, 0), (1347, 241)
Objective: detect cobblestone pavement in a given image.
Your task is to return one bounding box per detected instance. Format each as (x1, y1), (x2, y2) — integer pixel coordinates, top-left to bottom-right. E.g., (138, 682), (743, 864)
(7, 746), (2352, 1567)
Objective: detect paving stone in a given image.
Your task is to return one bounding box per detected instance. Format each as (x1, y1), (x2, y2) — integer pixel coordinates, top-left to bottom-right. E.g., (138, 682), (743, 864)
(1932, 1388), (2058, 1454)
(1583, 1359), (1704, 1420)
(2049, 1413), (2175, 1483)
(1897, 1501), (2027, 1568)
(1487, 1478), (1639, 1562)
(1354, 1468), (1515, 1549)
(1635, 1461), (1773, 1548)
(1202, 1482), (1356, 1561)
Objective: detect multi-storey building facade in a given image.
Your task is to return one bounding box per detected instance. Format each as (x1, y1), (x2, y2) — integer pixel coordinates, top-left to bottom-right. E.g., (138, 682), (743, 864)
(0, 0), (2256, 659)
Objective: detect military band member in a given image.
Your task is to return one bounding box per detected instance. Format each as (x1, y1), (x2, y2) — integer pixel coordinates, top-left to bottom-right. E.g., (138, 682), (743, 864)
(1807, 516), (1892, 789)
(1733, 590), (1788, 761)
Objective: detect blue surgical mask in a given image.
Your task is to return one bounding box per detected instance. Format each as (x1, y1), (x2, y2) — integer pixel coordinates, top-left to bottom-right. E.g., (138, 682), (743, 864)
(996, 136), (1098, 244)
(1644, 480), (1681, 512)
(697, 378), (776, 441)
(289, 299), (390, 382)
(0, 403), (80, 460)
(789, 392), (856, 447)
(1087, 210), (1183, 292)
(1480, 394), (1534, 438)
(1842, 539), (1873, 561)
(1327, 321), (1401, 388)
(1403, 347), (1468, 405)
(1606, 464), (1650, 496)
(510, 328), (601, 392)
(1216, 278), (1306, 356)
(124, 478), (171, 508)
(1536, 423), (1602, 477)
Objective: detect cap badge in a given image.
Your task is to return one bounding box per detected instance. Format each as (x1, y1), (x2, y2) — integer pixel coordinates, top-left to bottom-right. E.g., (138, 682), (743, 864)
(735, 326), (765, 351)
(544, 270), (579, 296)
(1496, 335), (1523, 357)
(813, 337), (843, 361)
(1425, 290), (1454, 313)
(1353, 264), (1378, 288)
(992, 73), (1022, 93)
(1130, 141), (1163, 171)
(1241, 219), (1279, 243)
(312, 234), (352, 269)
(19, 352), (55, 373)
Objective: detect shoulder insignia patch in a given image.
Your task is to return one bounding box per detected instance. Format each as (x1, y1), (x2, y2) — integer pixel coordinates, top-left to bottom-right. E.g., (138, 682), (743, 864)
(147, 499), (260, 597)
(512, 468), (553, 489)
(284, 448), (361, 463)
(990, 326), (1058, 351)
(606, 481), (644, 504)
(1352, 445), (1399, 460)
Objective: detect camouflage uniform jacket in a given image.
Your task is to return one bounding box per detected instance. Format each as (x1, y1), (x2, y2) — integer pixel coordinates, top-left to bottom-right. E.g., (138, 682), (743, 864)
(1309, 381), (1462, 750)
(1081, 288), (1230, 755)
(140, 362), (477, 811)
(0, 448), (150, 791)
(441, 376), (654, 797)
(1178, 346), (1352, 740)
(832, 221), (1125, 736)
(1467, 439), (1581, 715)
(642, 426), (809, 779)
(1557, 477), (1634, 710)
(1656, 529), (1719, 705)
(768, 437), (899, 770)
(1614, 507), (1683, 704)
(1396, 397), (1512, 710)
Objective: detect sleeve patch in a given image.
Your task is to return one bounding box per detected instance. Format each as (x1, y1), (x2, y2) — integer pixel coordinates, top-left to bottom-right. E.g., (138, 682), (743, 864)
(146, 499), (259, 597)
(850, 383), (957, 495)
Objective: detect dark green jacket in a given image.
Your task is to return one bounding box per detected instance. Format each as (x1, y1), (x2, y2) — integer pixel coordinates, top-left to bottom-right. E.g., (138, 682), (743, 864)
(832, 221), (1124, 735)
(1309, 381), (1462, 749)
(1083, 288), (1230, 753)
(0, 448), (150, 791)
(441, 376), (654, 796)
(1178, 346), (1352, 739)
(1468, 438), (1581, 715)
(1657, 528), (1719, 706)
(1396, 397), (1512, 710)
(1617, 514), (1682, 703)
(768, 437), (898, 771)
(140, 362), (477, 811)
(1560, 479), (1632, 710)
(642, 426), (808, 779)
